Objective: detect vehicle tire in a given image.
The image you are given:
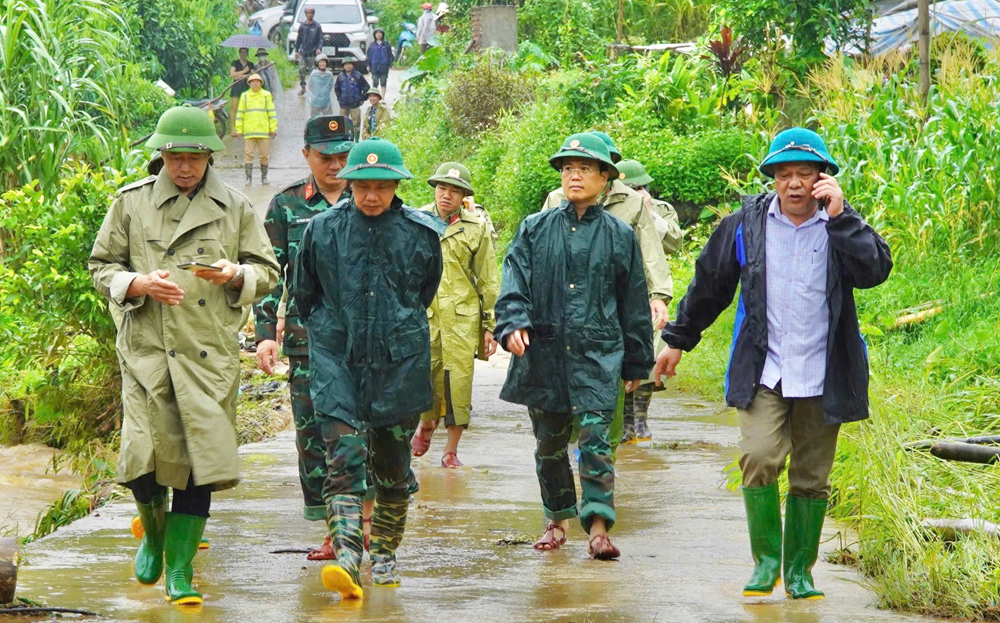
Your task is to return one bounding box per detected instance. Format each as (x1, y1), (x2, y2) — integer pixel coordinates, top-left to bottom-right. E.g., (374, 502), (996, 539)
(214, 110), (229, 140)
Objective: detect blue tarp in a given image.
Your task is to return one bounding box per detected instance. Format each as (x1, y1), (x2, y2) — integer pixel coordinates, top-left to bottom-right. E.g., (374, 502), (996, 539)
(830, 0), (1000, 55)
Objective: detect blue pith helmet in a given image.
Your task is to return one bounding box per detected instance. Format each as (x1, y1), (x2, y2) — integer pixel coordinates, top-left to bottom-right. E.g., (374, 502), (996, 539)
(759, 127), (839, 178)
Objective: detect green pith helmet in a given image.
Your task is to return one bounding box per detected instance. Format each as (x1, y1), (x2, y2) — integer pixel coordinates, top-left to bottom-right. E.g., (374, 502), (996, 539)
(616, 159), (653, 187)
(145, 106), (226, 153)
(304, 115), (355, 155)
(339, 138), (413, 180)
(366, 87), (382, 100)
(590, 131), (622, 163)
(759, 127), (839, 178)
(549, 133), (619, 179)
(427, 162), (474, 195)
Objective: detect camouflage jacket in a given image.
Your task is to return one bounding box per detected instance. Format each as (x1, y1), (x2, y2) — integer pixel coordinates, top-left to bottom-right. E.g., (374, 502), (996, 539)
(253, 176), (351, 355)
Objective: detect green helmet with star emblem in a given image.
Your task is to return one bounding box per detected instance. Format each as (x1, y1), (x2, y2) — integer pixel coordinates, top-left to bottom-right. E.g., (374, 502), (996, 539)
(145, 106), (226, 153)
(549, 133), (619, 179)
(339, 138), (413, 180)
(427, 162), (474, 195)
(616, 159), (654, 187)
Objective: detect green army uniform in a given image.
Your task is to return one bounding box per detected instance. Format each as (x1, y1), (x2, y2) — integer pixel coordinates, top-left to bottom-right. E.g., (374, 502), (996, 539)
(294, 138), (445, 598)
(616, 158), (685, 444)
(416, 163), (500, 444)
(89, 107), (280, 605)
(496, 134), (654, 551)
(253, 116), (355, 523)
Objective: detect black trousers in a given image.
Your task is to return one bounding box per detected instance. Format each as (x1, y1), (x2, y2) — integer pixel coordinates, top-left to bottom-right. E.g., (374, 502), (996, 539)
(126, 472), (212, 518)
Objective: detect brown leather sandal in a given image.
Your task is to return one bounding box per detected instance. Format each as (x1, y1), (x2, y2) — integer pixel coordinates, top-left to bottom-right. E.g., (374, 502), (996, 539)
(410, 420), (438, 457)
(588, 533), (621, 560)
(533, 524), (567, 551)
(307, 534), (336, 561)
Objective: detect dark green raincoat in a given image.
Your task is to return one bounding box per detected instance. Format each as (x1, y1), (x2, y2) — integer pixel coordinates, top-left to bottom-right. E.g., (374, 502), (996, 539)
(495, 201), (655, 414)
(294, 197), (445, 428)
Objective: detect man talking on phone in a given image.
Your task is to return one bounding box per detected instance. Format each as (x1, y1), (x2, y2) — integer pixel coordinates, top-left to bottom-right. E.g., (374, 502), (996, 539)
(653, 128), (891, 601)
(89, 106), (279, 607)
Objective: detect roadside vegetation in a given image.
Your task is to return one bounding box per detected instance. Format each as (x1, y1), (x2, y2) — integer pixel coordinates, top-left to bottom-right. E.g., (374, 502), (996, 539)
(378, 4), (1000, 617)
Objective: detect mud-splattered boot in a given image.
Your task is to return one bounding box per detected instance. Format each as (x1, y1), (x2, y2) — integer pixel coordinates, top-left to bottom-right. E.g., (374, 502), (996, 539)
(163, 513), (207, 606)
(742, 482), (782, 596)
(634, 416), (652, 442)
(131, 490), (167, 585)
(783, 495), (828, 600)
(244, 164), (253, 187)
(260, 164), (270, 186)
(370, 497), (409, 587)
(321, 495), (364, 601)
(620, 415), (636, 445)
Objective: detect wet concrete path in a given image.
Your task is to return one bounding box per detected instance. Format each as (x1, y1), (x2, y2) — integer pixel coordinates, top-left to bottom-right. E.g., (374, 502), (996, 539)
(11, 354), (937, 622)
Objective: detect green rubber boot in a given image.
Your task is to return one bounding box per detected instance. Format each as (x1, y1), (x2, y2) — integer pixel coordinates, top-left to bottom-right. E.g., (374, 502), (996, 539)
(783, 495), (828, 600)
(742, 483), (782, 596)
(370, 497), (409, 587)
(321, 495), (364, 601)
(163, 513), (207, 606)
(132, 491), (168, 585)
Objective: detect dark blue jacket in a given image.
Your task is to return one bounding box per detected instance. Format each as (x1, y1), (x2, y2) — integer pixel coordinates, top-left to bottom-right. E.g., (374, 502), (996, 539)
(334, 70), (370, 109)
(662, 193), (892, 425)
(368, 40), (393, 74)
(297, 21), (323, 55)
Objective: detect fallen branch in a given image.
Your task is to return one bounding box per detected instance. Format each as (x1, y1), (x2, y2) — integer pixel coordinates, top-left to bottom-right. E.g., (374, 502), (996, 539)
(0, 606), (98, 616)
(921, 518), (1000, 542)
(930, 441), (1000, 464)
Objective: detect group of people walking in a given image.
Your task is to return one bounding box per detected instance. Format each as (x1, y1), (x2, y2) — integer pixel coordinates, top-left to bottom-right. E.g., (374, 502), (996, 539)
(88, 97), (890, 607)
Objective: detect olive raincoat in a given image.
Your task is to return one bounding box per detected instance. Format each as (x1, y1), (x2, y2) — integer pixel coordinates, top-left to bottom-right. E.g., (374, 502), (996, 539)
(89, 166), (280, 490)
(418, 204), (500, 425)
(294, 197), (445, 429)
(651, 198), (683, 256)
(495, 202), (655, 413)
(544, 180), (672, 303)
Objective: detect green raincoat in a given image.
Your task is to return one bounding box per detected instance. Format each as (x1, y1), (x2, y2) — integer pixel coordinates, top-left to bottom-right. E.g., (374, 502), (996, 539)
(418, 204), (500, 426)
(495, 201), (655, 413)
(294, 197), (445, 429)
(89, 166), (280, 491)
(544, 180), (673, 303)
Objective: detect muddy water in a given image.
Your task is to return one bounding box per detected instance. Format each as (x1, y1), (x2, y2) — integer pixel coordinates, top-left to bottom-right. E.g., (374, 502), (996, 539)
(10, 354), (939, 622)
(0, 444), (80, 537)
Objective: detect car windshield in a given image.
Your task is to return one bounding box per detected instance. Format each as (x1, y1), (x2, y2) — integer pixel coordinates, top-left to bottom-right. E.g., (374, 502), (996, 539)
(300, 5), (361, 24)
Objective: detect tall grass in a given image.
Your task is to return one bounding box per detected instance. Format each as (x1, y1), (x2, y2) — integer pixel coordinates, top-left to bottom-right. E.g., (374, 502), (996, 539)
(0, 0), (131, 194)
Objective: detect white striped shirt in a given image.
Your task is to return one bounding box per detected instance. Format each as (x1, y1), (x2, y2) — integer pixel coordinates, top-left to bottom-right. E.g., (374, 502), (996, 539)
(759, 195), (829, 398)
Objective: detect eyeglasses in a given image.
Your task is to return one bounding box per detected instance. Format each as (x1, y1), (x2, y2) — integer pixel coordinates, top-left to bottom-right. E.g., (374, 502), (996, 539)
(560, 164), (599, 176)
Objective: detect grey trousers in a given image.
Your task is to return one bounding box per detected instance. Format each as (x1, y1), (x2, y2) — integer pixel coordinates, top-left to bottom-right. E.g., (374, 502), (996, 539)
(738, 386), (840, 499)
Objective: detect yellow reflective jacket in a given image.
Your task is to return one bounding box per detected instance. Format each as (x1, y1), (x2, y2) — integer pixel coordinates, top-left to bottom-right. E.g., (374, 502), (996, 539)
(235, 88), (277, 138)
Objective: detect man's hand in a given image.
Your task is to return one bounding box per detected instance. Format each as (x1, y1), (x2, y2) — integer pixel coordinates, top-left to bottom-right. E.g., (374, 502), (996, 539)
(294, 51), (300, 60)
(505, 329), (530, 357)
(193, 259), (240, 287)
(653, 347), (683, 387)
(650, 299), (669, 331)
(269, 132), (277, 139)
(624, 379), (643, 393)
(129, 269), (185, 306)
(813, 172), (844, 218)
(257, 339), (279, 375)
(276, 317), (285, 347)
(482, 330), (497, 359)
(636, 187), (654, 212)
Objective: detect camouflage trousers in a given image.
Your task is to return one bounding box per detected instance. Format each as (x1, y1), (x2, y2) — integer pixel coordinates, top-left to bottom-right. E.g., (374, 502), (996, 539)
(288, 356), (328, 521)
(320, 415), (419, 584)
(297, 54), (316, 87)
(528, 408), (616, 534)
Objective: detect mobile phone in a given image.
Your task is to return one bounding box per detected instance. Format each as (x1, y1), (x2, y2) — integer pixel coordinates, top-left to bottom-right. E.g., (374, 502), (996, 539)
(177, 262), (224, 272)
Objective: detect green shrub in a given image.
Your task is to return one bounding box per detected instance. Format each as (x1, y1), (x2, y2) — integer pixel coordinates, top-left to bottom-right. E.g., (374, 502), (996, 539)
(443, 52), (534, 137)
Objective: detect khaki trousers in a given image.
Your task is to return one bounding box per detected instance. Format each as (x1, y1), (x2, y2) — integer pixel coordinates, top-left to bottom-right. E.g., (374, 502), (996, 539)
(340, 106), (361, 139)
(738, 386), (840, 499)
(243, 137), (270, 165)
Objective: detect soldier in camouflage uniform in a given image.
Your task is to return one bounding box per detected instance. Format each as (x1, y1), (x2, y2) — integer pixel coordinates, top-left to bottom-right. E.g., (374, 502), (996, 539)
(254, 115), (355, 560)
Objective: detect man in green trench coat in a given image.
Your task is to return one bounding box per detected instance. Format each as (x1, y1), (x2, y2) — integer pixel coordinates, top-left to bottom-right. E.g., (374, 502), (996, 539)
(294, 138), (444, 601)
(410, 162), (501, 468)
(496, 133), (654, 561)
(89, 106), (279, 606)
(254, 115), (355, 560)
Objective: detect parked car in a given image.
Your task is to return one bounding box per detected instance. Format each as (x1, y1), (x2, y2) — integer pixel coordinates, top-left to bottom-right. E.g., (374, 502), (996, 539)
(286, 0), (378, 74)
(249, 4), (287, 45)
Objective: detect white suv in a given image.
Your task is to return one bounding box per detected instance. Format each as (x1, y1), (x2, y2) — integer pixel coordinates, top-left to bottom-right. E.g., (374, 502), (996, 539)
(287, 0), (378, 73)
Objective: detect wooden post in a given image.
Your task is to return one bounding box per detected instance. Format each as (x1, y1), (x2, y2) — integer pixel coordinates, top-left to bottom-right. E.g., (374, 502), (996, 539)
(616, 0), (624, 43)
(0, 537), (18, 604)
(918, 0), (931, 102)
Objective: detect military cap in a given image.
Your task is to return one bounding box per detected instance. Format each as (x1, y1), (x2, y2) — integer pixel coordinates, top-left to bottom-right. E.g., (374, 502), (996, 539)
(549, 133), (619, 179)
(616, 159), (653, 187)
(339, 138), (413, 180)
(304, 115), (355, 154)
(590, 131), (622, 163)
(428, 162), (474, 195)
(145, 106), (225, 153)
(366, 87), (382, 100)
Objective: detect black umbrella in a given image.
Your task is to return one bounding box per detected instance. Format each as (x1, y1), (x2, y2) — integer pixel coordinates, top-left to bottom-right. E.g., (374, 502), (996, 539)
(221, 34), (275, 49)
